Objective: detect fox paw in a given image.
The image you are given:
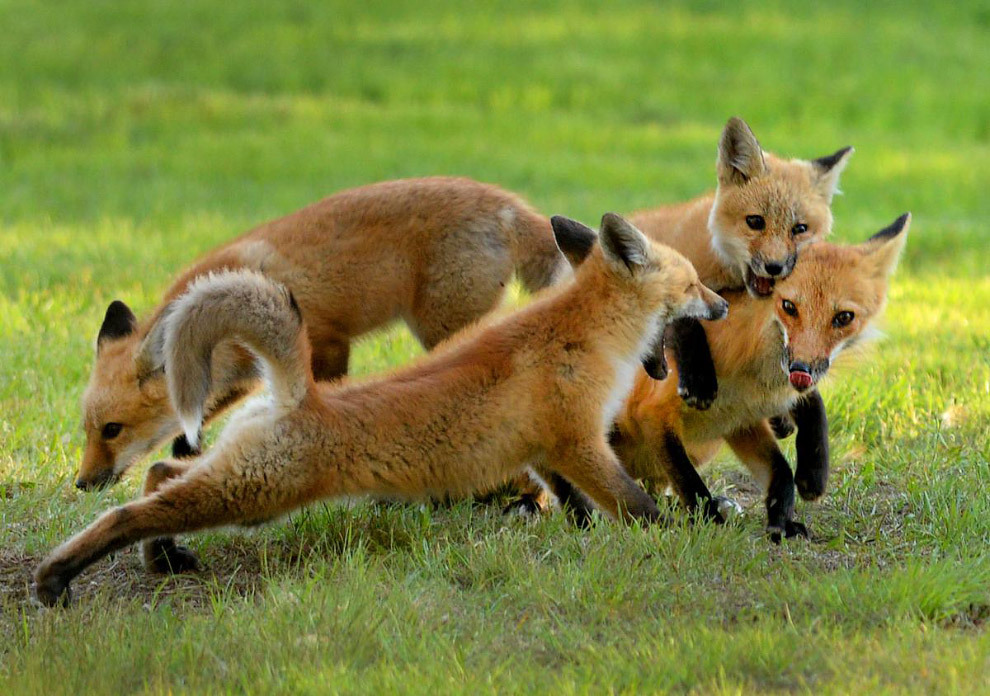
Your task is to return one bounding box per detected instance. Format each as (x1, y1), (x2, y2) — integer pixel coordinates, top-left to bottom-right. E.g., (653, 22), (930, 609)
(678, 378), (717, 411)
(769, 414), (796, 439)
(34, 573), (72, 608)
(795, 469), (828, 502)
(145, 538), (201, 574)
(767, 520), (809, 544)
(714, 496), (743, 519)
(502, 496), (543, 519)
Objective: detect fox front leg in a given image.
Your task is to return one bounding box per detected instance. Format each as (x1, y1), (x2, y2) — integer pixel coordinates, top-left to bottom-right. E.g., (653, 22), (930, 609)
(668, 318), (718, 410)
(764, 450), (808, 543)
(792, 391), (830, 501)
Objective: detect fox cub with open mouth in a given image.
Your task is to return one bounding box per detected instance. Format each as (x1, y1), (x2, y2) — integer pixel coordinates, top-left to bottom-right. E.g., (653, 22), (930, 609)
(631, 117), (854, 501)
(609, 214), (909, 541)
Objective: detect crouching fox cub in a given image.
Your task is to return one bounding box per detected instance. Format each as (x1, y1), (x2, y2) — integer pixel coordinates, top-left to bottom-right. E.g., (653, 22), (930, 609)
(77, 177), (569, 490)
(35, 213), (727, 607)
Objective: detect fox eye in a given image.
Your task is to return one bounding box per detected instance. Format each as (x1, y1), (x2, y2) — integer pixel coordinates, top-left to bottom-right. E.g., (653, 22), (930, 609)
(833, 311), (855, 328)
(792, 223), (808, 236)
(101, 422), (123, 440)
(781, 299), (798, 317)
(745, 215), (765, 231)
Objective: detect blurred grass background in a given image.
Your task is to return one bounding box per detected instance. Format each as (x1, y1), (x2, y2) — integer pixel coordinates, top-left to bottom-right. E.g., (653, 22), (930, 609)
(1, 0), (988, 692)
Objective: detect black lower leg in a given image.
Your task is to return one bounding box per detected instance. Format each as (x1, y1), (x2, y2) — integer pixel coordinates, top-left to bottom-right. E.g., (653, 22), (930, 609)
(145, 538), (201, 574)
(669, 318), (719, 410)
(661, 432), (722, 523)
(548, 473), (596, 527)
(765, 451), (807, 543)
(792, 391), (830, 501)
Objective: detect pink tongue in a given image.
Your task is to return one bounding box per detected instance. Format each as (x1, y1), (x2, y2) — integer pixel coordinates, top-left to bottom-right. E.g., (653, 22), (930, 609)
(789, 371), (813, 389)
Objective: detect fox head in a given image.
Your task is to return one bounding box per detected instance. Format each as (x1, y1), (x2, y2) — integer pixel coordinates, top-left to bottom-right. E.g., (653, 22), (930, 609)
(77, 302), (177, 490)
(551, 213), (728, 378)
(709, 117), (853, 298)
(771, 213), (910, 392)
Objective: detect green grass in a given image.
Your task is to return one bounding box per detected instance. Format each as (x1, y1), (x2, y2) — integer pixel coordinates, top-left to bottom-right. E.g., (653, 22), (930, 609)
(2, 0), (989, 692)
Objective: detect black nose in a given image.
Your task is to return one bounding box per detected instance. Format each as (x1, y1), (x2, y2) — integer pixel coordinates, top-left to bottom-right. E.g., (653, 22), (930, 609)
(75, 479), (88, 491)
(764, 261), (784, 276)
(707, 298), (729, 321)
(788, 361), (811, 374)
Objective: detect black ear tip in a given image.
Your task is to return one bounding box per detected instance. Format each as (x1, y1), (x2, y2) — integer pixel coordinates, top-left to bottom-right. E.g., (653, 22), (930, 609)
(870, 212), (912, 242)
(890, 212), (911, 232)
(550, 215), (595, 238)
(104, 299), (136, 324)
(600, 212), (623, 227)
(98, 299), (137, 343)
(814, 145), (855, 171)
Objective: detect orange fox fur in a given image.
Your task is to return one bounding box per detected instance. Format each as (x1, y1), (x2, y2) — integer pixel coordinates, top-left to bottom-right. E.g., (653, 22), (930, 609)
(78, 177), (569, 489)
(507, 120), (855, 514)
(35, 213), (729, 606)
(612, 215), (910, 539)
(630, 116), (853, 296)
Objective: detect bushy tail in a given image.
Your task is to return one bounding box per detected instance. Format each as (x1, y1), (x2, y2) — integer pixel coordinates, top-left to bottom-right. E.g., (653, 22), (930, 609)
(143, 270), (313, 447)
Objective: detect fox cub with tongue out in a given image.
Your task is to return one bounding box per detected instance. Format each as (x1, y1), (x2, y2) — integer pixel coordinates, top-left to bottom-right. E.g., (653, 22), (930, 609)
(34, 213), (729, 607)
(608, 214), (910, 541)
(630, 117), (854, 502)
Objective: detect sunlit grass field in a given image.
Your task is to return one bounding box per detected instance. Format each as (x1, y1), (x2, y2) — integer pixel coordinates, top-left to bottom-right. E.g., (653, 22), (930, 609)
(2, 0), (988, 692)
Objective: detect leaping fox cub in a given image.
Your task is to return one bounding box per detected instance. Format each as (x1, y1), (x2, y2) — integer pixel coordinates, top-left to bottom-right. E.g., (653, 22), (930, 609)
(35, 213), (728, 607)
(631, 117), (854, 501)
(77, 177), (569, 490)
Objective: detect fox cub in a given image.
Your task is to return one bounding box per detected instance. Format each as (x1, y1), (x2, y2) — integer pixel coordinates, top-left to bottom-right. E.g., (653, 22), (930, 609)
(35, 213), (728, 607)
(608, 214), (910, 541)
(77, 177), (569, 490)
(631, 117), (853, 500)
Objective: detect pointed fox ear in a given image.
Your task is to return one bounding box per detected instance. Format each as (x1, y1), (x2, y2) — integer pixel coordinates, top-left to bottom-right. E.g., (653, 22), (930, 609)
(550, 215), (597, 268)
(599, 213), (651, 273)
(812, 146), (854, 203)
(861, 213), (910, 279)
(97, 300), (137, 353)
(717, 117), (767, 185)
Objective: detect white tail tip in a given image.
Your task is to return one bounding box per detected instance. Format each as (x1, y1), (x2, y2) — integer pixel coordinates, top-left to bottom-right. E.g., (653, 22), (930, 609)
(179, 412), (202, 450)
